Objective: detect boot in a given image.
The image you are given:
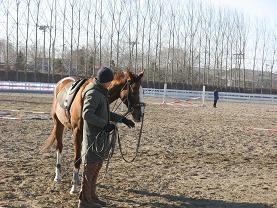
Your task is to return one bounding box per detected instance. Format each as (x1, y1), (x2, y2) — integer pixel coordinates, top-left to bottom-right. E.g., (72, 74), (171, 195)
(91, 162), (107, 207)
(78, 200), (102, 208)
(79, 162), (107, 207)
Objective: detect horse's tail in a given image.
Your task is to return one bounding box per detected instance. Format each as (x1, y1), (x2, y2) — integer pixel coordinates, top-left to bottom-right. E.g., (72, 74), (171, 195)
(41, 90), (64, 152)
(41, 127), (57, 152)
(42, 112), (65, 152)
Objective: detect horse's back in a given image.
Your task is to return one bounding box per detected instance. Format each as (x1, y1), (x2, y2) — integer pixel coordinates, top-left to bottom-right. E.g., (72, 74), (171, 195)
(55, 77), (77, 97)
(53, 77), (94, 128)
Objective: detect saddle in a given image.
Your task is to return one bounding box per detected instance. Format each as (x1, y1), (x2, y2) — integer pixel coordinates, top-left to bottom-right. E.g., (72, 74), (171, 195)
(56, 78), (87, 117)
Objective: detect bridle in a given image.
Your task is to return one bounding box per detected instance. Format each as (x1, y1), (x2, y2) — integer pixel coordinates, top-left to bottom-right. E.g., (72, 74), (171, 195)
(107, 77), (146, 164)
(126, 79), (146, 114)
(112, 78), (145, 117)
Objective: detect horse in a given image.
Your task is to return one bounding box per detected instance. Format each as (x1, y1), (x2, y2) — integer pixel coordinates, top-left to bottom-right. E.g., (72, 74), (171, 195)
(43, 69), (144, 194)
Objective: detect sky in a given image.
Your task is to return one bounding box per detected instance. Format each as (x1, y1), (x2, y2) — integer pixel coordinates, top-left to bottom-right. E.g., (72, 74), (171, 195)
(209, 0), (277, 23)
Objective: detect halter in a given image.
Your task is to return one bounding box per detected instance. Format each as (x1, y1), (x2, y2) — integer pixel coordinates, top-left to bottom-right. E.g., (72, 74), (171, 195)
(112, 78), (145, 117)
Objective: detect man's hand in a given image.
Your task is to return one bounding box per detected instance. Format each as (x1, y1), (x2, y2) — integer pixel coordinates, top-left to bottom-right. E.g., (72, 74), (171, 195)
(122, 117), (135, 128)
(104, 123), (116, 132)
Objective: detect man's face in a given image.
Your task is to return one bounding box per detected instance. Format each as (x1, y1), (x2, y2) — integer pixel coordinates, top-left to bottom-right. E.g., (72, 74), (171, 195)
(102, 81), (112, 89)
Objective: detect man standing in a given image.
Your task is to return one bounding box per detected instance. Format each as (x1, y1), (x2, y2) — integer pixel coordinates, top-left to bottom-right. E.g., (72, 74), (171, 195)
(213, 89), (219, 108)
(79, 67), (135, 208)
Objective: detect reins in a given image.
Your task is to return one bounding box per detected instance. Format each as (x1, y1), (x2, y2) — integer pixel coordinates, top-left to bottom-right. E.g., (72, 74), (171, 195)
(50, 78), (145, 192)
(109, 79), (145, 163)
(117, 112), (144, 163)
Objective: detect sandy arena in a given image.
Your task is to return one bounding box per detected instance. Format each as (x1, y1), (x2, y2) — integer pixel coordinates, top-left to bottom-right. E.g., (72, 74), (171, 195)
(0, 92), (276, 208)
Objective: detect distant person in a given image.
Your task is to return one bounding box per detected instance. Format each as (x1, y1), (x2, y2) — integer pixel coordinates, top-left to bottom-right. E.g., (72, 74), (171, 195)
(213, 89), (219, 108)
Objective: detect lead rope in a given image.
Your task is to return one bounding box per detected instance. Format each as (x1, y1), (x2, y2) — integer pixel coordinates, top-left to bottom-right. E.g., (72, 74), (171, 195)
(117, 113), (144, 163)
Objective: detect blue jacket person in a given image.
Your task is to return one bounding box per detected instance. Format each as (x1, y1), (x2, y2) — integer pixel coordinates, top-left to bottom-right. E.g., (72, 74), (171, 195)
(213, 89), (219, 108)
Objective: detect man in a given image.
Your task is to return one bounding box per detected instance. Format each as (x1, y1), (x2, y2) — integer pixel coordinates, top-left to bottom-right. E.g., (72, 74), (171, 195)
(79, 67), (135, 208)
(213, 89), (219, 108)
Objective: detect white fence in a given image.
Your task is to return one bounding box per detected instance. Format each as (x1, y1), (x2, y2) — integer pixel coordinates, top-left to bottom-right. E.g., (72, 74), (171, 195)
(144, 88), (277, 104)
(0, 81), (277, 104)
(0, 81), (55, 93)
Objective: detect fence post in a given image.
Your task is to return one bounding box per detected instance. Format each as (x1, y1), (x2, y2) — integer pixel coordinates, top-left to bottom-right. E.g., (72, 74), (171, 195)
(202, 85), (206, 106)
(162, 83), (167, 104)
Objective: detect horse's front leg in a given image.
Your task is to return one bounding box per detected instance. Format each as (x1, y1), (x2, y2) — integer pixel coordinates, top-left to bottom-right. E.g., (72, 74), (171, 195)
(70, 128), (83, 194)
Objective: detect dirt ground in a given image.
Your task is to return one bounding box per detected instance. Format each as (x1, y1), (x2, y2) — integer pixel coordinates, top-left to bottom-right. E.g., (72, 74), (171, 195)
(0, 92), (276, 208)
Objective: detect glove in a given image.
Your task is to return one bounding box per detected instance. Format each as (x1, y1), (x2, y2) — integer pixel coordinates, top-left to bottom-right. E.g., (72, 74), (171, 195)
(104, 123), (116, 132)
(122, 117), (135, 128)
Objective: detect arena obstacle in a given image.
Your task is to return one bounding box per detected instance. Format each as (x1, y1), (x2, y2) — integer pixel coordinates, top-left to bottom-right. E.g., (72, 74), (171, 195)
(160, 84), (206, 107)
(0, 109), (50, 120)
(252, 127), (277, 132)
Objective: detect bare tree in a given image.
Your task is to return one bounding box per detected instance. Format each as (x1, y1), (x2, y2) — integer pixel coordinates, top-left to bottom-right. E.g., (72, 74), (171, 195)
(197, 2), (203, 87)
(171, 9), (176, 86)
(51, 0), (57, 80)
(34, 0), (41, 81)
(61, 1), (66, 76)
(108, 0), (116, 69)
(134, 0), (140, 73)
(165, 5), (173, 84)
(154, 2), (163, 87)
(251, 23), (260, 92)
(269, 33), (277, 94)
(141, 0), (149, 73)
(5, 0), (10, 80)
(115, 0), (124, 68)
(76, 7), (81, 74)
(25, 0), (31, 81)
(224, 17), (232, 90)
(15, 0), (20, 80)
(146, 0), (154, 86)
(69, 1), (75, 75)
(48, 0), (54, 82)
(93, 0), (98, 74)
(85, 2), (91, 76)
(260, 23), (268, 93)
(99, 0), (103, 66)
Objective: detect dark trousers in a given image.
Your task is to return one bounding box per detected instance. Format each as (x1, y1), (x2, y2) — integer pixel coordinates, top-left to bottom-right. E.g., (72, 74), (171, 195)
(213, 100), (218, 107)
(79, 162), (103, 204)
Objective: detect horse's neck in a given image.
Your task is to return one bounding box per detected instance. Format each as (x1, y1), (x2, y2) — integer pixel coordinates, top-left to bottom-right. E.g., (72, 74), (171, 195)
(108, 82), (125, 104)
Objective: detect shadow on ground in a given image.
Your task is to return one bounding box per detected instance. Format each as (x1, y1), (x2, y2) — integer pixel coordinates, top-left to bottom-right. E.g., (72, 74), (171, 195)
(100, 184), (272, 208)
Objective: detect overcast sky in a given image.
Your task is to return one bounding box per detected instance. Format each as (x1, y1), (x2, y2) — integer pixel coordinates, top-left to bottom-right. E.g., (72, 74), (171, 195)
(210, 0), (277, 23)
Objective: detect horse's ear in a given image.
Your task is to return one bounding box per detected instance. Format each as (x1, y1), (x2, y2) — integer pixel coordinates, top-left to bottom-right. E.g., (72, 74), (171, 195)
(137, 70), (144, 81)
(124, 68), (133, 80)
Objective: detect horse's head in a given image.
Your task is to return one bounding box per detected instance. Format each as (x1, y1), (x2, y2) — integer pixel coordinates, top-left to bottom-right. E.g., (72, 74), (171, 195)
(109, 69), (145, 122)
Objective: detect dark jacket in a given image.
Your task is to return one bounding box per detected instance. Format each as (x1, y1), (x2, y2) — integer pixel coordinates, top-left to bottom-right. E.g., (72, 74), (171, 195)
(81, 79), (122, 163)
(214, 90), (219, 101)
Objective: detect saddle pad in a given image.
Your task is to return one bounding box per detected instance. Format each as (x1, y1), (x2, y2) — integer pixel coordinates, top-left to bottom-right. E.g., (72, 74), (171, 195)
(56, 78), (88, 114)
(56, 82), (73, 109)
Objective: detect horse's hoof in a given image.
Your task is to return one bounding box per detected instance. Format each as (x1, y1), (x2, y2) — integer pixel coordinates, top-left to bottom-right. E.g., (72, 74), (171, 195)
(54, 177), (62, 182)
(70, 186), (78, 195)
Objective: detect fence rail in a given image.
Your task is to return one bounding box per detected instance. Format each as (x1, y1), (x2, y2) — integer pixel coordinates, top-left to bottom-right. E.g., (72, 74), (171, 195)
(0, 81), (55, 93)
(144, 88), (277, 104)
(0, 81), (277, 104)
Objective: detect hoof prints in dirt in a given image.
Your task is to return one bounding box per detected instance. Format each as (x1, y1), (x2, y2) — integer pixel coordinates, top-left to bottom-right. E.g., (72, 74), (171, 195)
(0, 93), (276, 208)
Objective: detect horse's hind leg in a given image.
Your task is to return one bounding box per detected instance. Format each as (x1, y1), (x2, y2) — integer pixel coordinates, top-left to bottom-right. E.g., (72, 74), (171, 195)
(53, 115), (64, 182)
(70, 128), (83, 194)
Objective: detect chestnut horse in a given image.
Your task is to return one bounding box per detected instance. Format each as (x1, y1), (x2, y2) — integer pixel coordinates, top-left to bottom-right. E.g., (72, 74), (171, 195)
(43, 69), (144, 194)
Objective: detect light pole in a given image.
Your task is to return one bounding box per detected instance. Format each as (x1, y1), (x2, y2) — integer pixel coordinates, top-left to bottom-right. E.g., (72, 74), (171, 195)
(38, 25), (50, 73)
